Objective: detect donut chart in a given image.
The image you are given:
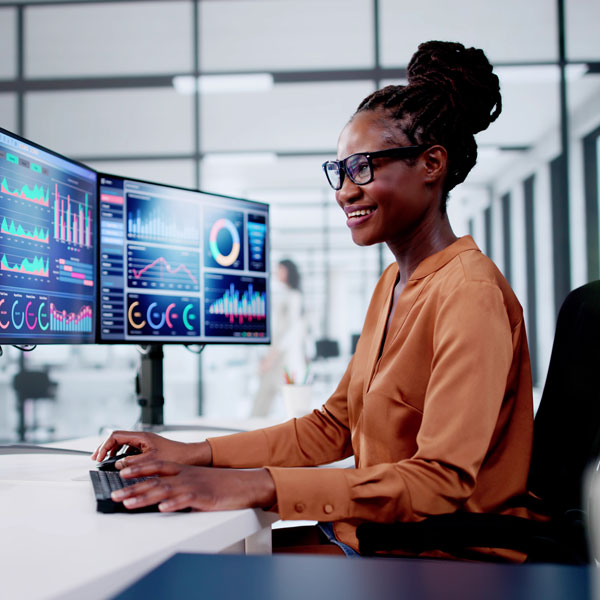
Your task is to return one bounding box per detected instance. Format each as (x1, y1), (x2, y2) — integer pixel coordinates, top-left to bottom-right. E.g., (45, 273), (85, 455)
(209, 218), (241, 267)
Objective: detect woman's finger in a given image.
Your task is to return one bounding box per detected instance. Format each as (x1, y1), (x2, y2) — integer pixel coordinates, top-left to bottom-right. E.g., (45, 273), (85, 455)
(117, 479), (174, 509)
(158, 492), (195, 512)
(119, 460), (182, 479)
(92, 431), (146, 462)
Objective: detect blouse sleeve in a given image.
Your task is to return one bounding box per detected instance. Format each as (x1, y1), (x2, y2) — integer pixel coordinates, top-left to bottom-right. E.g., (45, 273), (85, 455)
(207, 354), (356, 469)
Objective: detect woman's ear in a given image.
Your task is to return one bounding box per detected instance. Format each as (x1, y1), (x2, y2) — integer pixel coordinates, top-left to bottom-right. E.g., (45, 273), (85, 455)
(421, 145), (448, 185)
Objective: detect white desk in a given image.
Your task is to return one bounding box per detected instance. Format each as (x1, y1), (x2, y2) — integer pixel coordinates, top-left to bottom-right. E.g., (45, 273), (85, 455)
(0, 430), (279, 600)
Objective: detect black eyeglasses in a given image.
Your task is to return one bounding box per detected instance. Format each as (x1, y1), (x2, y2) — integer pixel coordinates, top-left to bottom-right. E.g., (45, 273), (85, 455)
(322, 145), (427, 191)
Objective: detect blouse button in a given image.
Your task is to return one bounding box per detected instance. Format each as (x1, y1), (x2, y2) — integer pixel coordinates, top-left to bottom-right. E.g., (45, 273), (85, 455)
(294, 503), (305, 513)
(324, 504), (334, 514)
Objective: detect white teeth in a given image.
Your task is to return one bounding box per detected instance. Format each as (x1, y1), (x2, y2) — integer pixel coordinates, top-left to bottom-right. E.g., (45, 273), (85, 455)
(347, 208), (375, 218)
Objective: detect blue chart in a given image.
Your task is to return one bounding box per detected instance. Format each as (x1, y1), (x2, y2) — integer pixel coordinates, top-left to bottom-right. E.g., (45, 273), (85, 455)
(0, 290), (93, 339)
(204, 273), (267, 339)
(204, 210), (244, 270)
(127, 194), (199, 246)
(127, 245), (200, 292)
(247, 214), (266, 272)
(127, 293), (200, 338)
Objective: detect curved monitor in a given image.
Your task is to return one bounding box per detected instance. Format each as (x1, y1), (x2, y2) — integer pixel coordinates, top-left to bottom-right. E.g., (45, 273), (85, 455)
(98, 174), (270, 344)
(0, 128), (98, 344)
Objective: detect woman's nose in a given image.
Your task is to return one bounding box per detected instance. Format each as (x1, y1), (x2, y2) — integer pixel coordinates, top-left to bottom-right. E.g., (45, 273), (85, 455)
(335, 176), (362, 206)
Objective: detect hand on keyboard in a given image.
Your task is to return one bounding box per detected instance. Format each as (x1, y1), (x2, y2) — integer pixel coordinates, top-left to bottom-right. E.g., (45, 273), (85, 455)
(110, 460), (276, 513)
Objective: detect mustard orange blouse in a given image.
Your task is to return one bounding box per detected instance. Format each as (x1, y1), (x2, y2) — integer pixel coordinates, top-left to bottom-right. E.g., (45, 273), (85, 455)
(208, 236), (534, 558)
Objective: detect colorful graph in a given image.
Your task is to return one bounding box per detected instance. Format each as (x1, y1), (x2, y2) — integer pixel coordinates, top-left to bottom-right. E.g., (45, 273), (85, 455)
(54, 186), (92, 248)
(209, 218), (241, 267)
(1, 253), (49, 277)
(204, 210), (244, 271)
(0, 176), (50, 206)
(57, 258), (94, 287)
(49, 302), (93, 333)
(0, 292), (94, 337)
(127, 245), (200, 291)
(127, 195), (199, 246)
(127, 293), (200, 337)
(247, 214), (266, 272)
(1, 216), (49, 243)
(208, 281), (266, 325)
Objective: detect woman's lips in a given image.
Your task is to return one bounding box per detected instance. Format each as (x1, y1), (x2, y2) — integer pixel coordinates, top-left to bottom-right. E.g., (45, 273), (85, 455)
(345, 207), (376, 228)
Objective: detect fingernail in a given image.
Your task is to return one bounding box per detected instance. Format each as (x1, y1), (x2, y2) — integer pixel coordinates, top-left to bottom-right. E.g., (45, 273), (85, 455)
(112, 490), (125, 501)
(123, 498), (138, 507)
(120, 467), (132, 476)
(159, 501), (174, 511)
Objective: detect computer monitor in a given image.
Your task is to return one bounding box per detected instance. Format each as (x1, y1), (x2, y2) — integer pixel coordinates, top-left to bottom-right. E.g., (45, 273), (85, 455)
(0, 128), (98, 344)
(98, 174), (270, 345)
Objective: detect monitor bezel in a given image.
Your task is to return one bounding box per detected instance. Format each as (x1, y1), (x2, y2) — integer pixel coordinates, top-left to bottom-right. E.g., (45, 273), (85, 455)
(0, 126), (98, 345)
(96, 171), (271, 346)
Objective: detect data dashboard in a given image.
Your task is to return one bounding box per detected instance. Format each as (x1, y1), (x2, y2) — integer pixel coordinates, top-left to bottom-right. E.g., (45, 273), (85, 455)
(98, 175), (269, 344)
(0, 128), (97, 343)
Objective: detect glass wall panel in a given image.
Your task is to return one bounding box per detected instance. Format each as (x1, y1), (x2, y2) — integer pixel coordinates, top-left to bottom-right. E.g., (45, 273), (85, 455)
(0, 8), (16, 80)
(201, 155), (331, 199)
(478, 69), (560, 148)
(566, 0), (600, 61)
(200, 0), (374, 72)
(567, 0), (600, 288)
(87, 159), (197, 190)
(379, 0), (557, 66)
(25, 87), (194, 157)
(25, 2), (193, 78)
(200, 81), (374, 152)
(0, 94), (17, 132)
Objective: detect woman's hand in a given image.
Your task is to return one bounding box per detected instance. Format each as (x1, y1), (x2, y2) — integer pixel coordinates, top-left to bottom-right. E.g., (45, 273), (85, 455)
(111, 460), (276, 512)
(91, 431), (212, 469)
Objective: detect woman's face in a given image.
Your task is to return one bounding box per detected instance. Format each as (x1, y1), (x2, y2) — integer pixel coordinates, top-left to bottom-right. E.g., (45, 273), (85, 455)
(277, 263), (288, 284)
(335, 111), (438, 248)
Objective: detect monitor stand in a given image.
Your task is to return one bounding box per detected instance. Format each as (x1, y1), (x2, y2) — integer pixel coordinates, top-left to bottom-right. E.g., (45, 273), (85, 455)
(136, 344), (165, 428)
(135, 344), (244, 433)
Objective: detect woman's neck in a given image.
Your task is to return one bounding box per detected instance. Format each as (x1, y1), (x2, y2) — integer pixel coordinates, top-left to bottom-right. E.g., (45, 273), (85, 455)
(387, 212), (458, 284)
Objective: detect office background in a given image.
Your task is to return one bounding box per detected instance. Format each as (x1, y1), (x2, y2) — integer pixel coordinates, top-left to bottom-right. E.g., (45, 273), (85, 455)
(0, 0), (598, 442)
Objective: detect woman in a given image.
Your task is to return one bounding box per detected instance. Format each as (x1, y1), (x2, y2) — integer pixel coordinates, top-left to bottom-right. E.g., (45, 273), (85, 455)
(251, 259), (307, 417)
(92, 41), (534, 560)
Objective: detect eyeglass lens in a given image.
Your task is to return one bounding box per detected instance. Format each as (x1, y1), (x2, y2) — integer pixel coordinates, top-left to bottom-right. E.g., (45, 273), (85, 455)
(325, 162), (342, 190)
(345, 154), (371, 185)
(325, 154), (372, 190)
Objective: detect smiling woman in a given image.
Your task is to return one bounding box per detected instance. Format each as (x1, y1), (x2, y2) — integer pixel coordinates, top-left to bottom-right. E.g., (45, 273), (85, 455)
(93, 41), (536, 562)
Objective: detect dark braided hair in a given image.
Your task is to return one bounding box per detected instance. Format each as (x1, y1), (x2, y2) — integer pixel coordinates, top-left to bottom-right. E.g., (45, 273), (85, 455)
(355, 41), (501, 211)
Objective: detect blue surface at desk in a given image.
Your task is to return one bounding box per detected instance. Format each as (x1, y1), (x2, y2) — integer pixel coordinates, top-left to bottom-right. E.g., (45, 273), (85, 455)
(114, 553), (592, 600)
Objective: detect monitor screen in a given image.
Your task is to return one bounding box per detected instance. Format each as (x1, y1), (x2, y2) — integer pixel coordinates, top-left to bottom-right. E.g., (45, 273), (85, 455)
(0, 128), (98, 344)
(98, 174), (270, 344)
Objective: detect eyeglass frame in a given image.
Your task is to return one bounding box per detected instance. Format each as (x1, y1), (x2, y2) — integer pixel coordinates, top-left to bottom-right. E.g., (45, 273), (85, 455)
(322, 145), (428, 191)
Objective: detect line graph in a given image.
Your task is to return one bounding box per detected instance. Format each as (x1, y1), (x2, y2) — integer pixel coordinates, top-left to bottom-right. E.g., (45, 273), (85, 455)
(127, 245), (200, 291)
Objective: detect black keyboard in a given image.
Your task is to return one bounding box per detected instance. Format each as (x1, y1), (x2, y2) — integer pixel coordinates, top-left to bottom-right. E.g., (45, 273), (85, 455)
(89, 469), (159, 513)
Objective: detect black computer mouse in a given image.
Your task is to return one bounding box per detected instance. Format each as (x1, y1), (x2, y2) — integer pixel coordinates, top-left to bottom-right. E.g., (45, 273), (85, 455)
(97, 448), (141, 472)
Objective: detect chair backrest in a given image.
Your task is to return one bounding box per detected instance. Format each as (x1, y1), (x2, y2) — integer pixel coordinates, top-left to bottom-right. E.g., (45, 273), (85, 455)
(528, 280), (600, 517)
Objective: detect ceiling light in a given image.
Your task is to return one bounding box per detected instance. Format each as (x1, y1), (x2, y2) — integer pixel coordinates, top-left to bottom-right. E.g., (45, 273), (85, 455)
(203, 152), (277, 165)
(173, 73), (274, 95)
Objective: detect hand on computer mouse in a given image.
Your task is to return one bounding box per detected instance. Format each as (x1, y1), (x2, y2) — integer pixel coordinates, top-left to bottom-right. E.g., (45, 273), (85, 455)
(97, 449), (141, 471)
(92, 431), (212, 468)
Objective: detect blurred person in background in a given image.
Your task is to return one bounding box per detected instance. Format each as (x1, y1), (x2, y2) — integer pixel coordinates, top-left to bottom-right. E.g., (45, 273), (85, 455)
(251, 259), (307, 417)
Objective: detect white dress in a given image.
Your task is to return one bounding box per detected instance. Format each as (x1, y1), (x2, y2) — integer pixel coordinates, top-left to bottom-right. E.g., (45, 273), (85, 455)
(251, 281), (306, 416)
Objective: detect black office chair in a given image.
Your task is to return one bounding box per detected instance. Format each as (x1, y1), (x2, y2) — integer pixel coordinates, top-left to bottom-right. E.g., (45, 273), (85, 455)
(356, 281), (600, 564)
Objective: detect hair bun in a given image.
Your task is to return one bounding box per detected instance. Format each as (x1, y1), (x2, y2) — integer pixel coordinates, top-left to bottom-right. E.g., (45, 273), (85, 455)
(407, 40), (501, 135)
